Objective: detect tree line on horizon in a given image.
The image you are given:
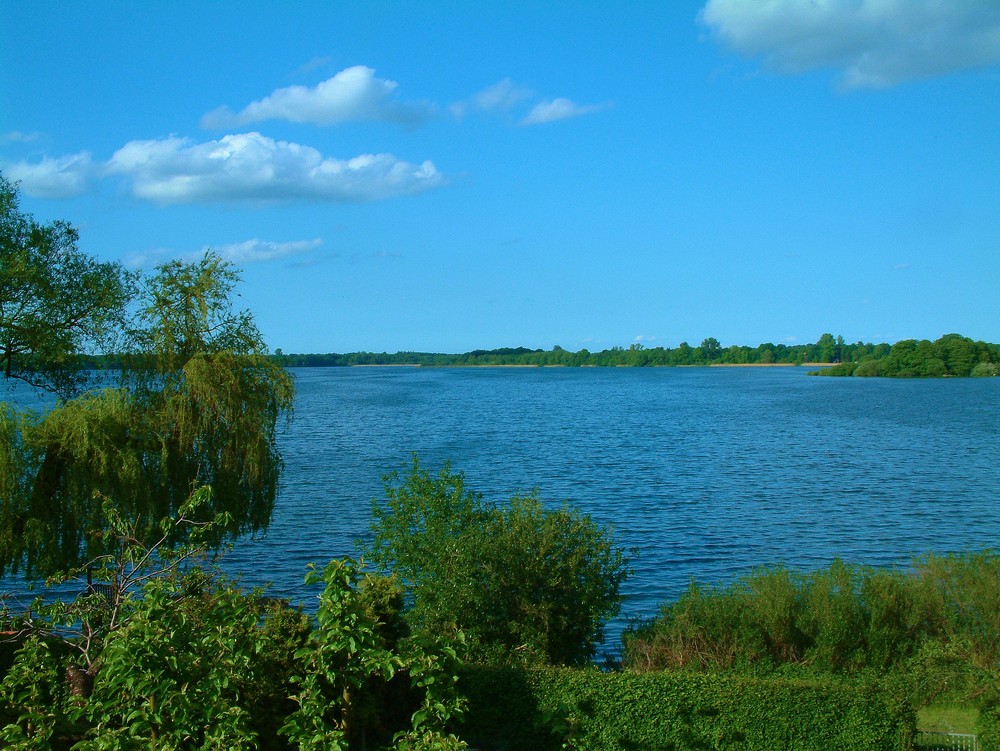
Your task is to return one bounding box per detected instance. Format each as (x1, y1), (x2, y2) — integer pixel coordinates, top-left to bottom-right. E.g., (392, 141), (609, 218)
(268, 333), (1000, 374)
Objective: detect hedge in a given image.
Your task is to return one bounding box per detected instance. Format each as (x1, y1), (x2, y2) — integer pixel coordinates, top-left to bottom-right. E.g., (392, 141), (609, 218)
(458, 666), (914, 751)
(980, 702), (1000, 751)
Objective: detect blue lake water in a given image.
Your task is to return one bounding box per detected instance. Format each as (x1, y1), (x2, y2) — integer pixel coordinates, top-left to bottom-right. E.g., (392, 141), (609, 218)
(5, 366), (1000, 650)
(222, 366), (1000, 647)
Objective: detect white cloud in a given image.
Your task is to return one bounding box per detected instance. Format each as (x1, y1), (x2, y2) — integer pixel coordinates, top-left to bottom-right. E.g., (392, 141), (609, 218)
(212, 237), (323, 264)
(3, 152), (94, 198)
(1, 130), (43, 144)
(475, 78), (533, 111)
(294, 56), (334, 75)
(700, 0), (1000, 88)
(451, 78), (534, 118)
(452, 79), (613, 126)
(201, 65), (434, 128)
(122, 248), (174, 269)
(106, 132), (444, 204)
(520, 98), (611, 125)
(124, 238), (323, 269)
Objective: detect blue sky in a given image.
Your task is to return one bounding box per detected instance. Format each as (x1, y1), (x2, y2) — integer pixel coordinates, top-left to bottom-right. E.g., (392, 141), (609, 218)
(2, 1), (998, 353)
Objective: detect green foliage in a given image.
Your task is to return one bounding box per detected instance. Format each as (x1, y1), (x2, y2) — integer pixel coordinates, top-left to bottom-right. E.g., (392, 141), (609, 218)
(1, 572), (312, 751)
(273, 333), (935, 368)
(2, 497), (470, 750)
(366, 457), (630, 666)
(459, 665), (913, 751)
(0, 637), (72, 750)
(623, 552), (1000, 679)
(818, 334), (1000, 378)
(0, 493), (292, 750)
(72, 574), (262, 751)
(1, 252), (294, 578)
(280, 558), (468, 751)
(0, 173), (135, 396)
(134, 253), (263, 371)
(980, 701), (1000, 751)
(971, 362), (1000, 377)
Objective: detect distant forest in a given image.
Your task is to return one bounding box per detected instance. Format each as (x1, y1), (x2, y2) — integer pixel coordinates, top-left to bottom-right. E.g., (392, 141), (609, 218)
(270, 333), (1000, 377)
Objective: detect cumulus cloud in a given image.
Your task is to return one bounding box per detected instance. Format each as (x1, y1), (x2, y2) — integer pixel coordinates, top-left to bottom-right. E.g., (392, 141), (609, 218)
(201, 65), (434, 128)
(212, 237), (323, 264)
(700, 0), (1000, 88)
(520, 98), (612, 125)
(105, 132), (444, 204)
(3, 152), (95, 198)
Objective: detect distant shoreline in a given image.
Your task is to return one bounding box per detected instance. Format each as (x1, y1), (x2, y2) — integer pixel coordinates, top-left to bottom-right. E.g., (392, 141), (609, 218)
(710, 362), (831, 368)
(344, 362), (835, 368)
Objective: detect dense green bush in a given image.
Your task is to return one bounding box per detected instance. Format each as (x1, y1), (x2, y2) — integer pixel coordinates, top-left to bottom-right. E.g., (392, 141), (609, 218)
(0, 562), (469, 751)
(971, 362), (1000, 377)
(280, 558), (468, 751)
(818, 334), (1000, 378)
(366, 457), (630, 666)
(623, 552), (1000, 677)
(459, 665), (913, 751)
(0, 487), (470, 750)
(980, 702), (1000, 751)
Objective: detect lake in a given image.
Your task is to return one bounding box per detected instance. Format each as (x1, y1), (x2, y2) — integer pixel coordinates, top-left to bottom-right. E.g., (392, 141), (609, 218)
(5, 365), (999, 651)
(221, 365), (1000, 647)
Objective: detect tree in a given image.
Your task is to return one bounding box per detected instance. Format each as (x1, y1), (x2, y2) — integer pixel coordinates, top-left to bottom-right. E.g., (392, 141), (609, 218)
(0, 251), (294, 578)
(700, 337), (722, 361)
(0, 173), (135, 396)
(366, 457), (630, 666)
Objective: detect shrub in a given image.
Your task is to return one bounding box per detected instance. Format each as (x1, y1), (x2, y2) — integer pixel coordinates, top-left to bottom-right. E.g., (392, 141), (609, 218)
(366, 457), (630, 666)
(980, 701), (1000, 751)
(971, 362), (1000, 377)
(459, 665), (914, 751)
(623, 553), (1000, 678)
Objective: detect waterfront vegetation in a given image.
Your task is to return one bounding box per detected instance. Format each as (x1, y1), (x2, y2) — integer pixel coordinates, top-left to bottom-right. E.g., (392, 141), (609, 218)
(2, 175), (999, 748)
(3, 496), (997, 749)
(816, 334), (1000, 378)
(268, 332), (1000, 376)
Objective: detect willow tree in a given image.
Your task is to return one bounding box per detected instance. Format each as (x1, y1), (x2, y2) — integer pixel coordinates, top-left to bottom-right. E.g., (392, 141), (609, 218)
(0, 252), (294, 578)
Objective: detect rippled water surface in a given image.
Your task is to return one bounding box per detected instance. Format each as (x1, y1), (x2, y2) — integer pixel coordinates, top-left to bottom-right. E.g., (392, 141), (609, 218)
(222, 366), (1000, 643)
(6, 366), (999, 648)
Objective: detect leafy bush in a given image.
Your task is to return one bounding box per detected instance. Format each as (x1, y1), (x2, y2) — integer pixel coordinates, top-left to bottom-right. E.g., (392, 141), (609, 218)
(459, 665), (913, 751)
(971, 362), (1000, 377)
(623, 552), (1000, 677)
(280, 558), (468, 751)
(366, 457), (630, 666)
(829, 335), (999, 378)
(980, 701), (1000, 751)
(1, 488), (471, 751)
